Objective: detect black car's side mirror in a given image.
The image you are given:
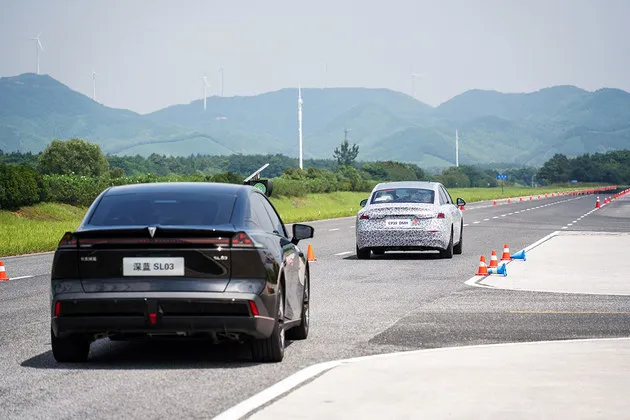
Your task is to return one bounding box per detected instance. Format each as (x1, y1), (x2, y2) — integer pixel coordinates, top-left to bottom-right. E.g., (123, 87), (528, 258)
(456, 198), (466, 207)
(292, 224), (314, 244)
(360, 199), (368, 207)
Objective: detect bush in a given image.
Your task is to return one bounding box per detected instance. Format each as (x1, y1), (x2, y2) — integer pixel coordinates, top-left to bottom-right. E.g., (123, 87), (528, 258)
(38, 138), (109, 177)
(0, 164), (43, 210)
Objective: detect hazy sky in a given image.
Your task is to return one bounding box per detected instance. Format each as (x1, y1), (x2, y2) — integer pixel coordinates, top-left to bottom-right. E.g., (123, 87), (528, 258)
(1, 0), (629, 114)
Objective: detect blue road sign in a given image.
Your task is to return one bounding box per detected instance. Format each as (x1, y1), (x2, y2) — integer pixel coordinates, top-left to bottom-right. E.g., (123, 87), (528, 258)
(496, 174), (508, 180)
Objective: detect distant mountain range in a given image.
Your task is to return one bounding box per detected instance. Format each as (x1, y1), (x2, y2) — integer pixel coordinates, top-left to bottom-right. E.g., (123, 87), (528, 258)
(1, 73), (629, 167)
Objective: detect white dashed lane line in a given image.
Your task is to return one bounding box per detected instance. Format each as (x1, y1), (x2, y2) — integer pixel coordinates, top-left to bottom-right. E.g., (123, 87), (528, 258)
(461, 195), (588, 229)
(329, 228), (340, 232)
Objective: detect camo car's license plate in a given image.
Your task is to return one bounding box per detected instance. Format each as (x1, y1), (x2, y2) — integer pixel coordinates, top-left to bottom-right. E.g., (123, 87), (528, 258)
(385, 219), (411, 228)
(122, 257), (185, 276)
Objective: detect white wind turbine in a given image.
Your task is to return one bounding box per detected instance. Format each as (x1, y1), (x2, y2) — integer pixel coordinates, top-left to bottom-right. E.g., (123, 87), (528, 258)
(298, 85), (304, 169)
(30, 32), (44, 75)
(202, 75), (211, 111)
(218, 66), (224, 97)
(91, 70), (98, 102)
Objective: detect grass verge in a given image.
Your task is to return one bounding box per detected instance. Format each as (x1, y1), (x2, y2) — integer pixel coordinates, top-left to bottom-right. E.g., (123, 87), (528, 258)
(0, 185), (607, 257)
(1, 203), (88, 256)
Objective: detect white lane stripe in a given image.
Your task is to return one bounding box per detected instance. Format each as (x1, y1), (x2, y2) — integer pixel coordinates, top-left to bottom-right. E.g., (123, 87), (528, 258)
(483, 218), (489, 221)
(463, 224), (469, 227)
(334, 251), (352, 256)
(473, 221), (481, 224)
(213, 360), (341, 420)
(501, 214), (507, 217)
(492, 216), (499, 219)
(8, 275), (34, 281)
(568, 223), (573, 226)
(215, 334), (630, 420)
(328, 228), (340, 232)
(562, 226), (568, 229)
(573, 220), (578, 223)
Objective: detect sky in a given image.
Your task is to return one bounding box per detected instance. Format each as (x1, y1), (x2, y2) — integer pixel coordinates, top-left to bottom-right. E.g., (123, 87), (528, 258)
(1, 0), (629, 114)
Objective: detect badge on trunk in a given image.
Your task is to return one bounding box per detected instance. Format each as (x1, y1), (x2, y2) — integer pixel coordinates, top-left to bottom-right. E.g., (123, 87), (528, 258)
(148, 227), (156, 238)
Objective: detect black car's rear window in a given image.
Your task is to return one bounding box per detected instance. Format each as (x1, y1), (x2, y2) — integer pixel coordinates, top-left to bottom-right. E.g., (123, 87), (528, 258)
(87, 191), (236, 226)
(371, 188), (435, 204)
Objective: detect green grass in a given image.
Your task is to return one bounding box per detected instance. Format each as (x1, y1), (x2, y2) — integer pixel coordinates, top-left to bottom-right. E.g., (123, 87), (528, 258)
(0, 185), (609, 256)
(271, 192), (368, 223)
(0, 203), (86, 257)
(446, 186), (592, 203)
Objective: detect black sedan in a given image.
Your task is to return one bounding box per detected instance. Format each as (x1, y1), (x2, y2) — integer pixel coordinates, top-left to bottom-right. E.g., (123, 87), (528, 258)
(50, 182), (314, 363)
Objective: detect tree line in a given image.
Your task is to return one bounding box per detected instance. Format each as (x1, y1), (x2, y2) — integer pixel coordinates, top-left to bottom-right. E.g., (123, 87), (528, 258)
(536, 151), (630, 185)
(1, 138), (626, 211)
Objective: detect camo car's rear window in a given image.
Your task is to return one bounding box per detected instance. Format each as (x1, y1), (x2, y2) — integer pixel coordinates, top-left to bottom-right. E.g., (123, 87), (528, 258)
(371, 188), (435, 204)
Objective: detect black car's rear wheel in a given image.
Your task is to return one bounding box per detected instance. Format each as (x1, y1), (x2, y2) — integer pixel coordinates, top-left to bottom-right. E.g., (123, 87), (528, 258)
(287, 272), (309, 341)
(251, 286), (285, 363)
(51, 328), (90, 363)
(356, 245), (371, 259)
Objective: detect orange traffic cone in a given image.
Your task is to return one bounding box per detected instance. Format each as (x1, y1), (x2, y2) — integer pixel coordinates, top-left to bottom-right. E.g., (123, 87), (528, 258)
(595, 197), (600, 209)
(306, 244), (317, 262)
(501, 244), (512, 261)
(508, 199), (511, 204)
(488, 250), (499, 268)
(459, 205), (465, 211)
(0, 261), (9, 281)
(493, 201), (497, 206)
(476, 256), (489, 276)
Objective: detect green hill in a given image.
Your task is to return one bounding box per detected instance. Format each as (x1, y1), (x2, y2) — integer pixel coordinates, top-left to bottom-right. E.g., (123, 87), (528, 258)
(1, 73), (629, 167)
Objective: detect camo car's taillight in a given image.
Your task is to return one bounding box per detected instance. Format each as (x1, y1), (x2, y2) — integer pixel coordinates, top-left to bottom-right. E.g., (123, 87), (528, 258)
(359, 214), (369, 219)
(436, 213), (445, 219)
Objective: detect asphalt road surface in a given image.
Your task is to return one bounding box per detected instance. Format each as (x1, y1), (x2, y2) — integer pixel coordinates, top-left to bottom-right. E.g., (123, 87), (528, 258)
(2, 192), (629, 419)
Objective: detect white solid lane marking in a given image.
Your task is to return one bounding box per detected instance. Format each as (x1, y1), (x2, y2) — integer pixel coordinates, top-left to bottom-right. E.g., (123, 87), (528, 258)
(216, 334), (630, 420)
(328, 228), (340, 231)
(8, 275), (34, 281)
(334, 251), (352, 256)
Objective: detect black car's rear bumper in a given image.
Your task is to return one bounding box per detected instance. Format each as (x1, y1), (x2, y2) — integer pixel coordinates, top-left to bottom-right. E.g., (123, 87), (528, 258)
(51, 291), (275, 339)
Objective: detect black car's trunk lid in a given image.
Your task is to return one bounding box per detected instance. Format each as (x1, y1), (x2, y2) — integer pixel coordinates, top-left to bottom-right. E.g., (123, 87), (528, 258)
(73, 226), (241, 293)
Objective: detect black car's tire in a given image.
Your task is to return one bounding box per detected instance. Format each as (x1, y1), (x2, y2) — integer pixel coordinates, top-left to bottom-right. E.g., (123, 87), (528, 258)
(286, 272), (309, 341)
(453, 223), (463, 255)
(440, 228), (454, 259)
(356, 245), (371, 259)
(251, 286), (285, 363)
(51, 328), (90, 363)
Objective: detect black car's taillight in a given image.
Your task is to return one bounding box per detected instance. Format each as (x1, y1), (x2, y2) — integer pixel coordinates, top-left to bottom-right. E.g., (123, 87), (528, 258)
(231, 232), (256, 248)
(58, 232), (77, 249)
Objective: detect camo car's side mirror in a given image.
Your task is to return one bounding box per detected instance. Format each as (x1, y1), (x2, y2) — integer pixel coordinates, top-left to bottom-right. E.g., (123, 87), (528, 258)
(360, 199), (368, 207)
